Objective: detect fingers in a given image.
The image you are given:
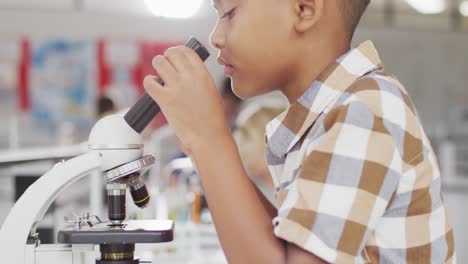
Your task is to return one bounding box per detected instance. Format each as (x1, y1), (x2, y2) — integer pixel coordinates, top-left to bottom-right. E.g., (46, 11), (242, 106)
(164, 47), (192, 72)
(167, 46), (206, 70)
(146, 45), (209, 101)
(143, 75), (167, 101)
(180, 46), (206, 68)
(152, 55), (177, 84)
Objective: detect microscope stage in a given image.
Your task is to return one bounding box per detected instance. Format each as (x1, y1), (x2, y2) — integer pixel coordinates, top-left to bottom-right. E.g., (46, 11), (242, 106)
(57, 220), (174, 244)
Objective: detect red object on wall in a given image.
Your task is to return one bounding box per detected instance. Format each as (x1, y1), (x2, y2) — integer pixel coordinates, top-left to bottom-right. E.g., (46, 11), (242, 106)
(18, 39), (30, 112)
(97, 40), (112, 95)
(130, 61), (144, 96)
(132, 41), (182, 129)
(96, 39), (182, 129)
(97, 40), (182, 96)
(132, 41), (181, 94)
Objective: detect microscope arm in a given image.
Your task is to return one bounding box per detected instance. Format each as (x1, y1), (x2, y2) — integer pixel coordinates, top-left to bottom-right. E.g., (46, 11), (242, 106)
(0, 151), (102, 264)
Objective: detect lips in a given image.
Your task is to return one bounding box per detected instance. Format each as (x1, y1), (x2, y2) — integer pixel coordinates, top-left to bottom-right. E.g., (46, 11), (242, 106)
(217, 56), (235, 75)
(224, 65), (234, 75)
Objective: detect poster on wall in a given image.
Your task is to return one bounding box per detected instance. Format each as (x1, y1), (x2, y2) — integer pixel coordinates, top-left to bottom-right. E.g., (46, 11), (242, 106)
(98, 39), (140, 110)
(0, 63), (17, 113)
(29, 39), (96, 134)
(98, 39), (182, 130)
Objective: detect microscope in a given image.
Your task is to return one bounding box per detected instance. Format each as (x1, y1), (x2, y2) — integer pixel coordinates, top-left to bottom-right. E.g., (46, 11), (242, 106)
(0, 37), (210, 264)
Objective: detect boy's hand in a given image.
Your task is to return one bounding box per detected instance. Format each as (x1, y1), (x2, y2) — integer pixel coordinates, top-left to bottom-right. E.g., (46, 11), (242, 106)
(143, 46), (231, 155)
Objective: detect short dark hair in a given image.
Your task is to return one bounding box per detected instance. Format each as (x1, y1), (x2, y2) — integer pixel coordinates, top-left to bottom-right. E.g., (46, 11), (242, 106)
(97, 95), (115, 116)
(337, 0), (370, 37)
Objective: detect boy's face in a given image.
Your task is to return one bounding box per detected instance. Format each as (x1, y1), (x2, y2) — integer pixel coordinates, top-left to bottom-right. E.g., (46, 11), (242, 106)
(211, 0), (297, 99)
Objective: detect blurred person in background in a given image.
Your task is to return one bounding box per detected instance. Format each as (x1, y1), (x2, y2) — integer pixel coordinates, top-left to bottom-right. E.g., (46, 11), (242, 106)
(96, 95), (116, 119)
(234, 104), (284, 206)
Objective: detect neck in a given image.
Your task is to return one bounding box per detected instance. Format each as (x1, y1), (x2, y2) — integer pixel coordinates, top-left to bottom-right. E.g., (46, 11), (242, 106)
(281, 38), (351, 104)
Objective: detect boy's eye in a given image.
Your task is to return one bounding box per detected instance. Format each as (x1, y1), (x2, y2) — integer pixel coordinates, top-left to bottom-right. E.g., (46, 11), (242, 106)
(221, 7), (236, 19)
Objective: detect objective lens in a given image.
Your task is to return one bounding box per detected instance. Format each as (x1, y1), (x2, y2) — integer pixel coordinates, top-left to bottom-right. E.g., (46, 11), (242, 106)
(126, 174), (150, 208)
(106, 183), (126, 224)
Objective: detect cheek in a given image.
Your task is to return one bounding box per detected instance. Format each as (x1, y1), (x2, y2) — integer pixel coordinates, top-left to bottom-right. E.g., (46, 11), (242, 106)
(225, 9), (290, 98)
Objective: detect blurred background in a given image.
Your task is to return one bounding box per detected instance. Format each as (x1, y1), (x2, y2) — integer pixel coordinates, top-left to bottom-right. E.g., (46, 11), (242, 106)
(0, 0), (467, 263)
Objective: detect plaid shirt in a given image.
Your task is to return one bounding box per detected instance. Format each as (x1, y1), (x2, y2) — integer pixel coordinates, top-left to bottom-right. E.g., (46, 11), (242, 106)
(265, 41), (455, 263)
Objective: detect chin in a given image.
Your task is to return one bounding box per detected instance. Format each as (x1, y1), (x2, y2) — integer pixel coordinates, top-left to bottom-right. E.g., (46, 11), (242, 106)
(231, 77), (271, 99)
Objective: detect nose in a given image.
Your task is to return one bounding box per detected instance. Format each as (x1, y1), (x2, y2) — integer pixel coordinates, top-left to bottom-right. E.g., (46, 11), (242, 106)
(210, 21), (225, 50)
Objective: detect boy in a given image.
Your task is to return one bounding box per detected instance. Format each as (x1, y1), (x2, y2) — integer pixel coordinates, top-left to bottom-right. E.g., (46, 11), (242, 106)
(143, 0), (456, 263)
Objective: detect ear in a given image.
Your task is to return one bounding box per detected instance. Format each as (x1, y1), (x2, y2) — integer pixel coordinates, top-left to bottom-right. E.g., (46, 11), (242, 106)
(292, 0), (323, 33)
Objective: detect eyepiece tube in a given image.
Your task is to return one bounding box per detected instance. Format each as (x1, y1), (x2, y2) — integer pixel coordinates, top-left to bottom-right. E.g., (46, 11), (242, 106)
(124, 37), (210, 133)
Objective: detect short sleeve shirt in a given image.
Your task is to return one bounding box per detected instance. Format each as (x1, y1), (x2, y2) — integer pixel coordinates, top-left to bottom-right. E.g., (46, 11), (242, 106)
(265, 41), (456, 263)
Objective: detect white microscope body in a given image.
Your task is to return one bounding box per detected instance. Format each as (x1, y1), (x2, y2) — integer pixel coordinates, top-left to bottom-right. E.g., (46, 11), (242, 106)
(0, 114), (145, 264)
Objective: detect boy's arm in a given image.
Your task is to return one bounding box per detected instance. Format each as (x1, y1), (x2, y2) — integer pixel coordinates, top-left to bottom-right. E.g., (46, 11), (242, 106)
(190, 133), (326, 264)
(251, 178), (277, 219)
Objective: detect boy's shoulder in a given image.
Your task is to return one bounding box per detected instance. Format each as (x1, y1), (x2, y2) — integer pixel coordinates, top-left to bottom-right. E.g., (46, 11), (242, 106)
(314, 69), (429, 169)
(329, 69), (418, 130)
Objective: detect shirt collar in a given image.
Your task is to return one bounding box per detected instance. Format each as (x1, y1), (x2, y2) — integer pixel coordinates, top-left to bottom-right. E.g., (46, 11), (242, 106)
(265, 41), (384, 158)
